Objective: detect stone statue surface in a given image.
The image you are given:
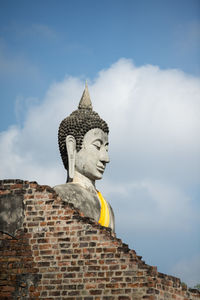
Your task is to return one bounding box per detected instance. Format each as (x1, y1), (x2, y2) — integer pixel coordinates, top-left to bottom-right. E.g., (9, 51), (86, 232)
(54, 83), (115, 231)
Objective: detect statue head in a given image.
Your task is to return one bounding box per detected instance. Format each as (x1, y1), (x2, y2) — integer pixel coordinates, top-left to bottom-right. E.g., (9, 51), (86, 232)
(58, 83), (109, 182)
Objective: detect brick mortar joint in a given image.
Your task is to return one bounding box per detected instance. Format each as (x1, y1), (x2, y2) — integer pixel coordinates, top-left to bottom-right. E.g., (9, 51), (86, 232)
(1, 179), (200, 299)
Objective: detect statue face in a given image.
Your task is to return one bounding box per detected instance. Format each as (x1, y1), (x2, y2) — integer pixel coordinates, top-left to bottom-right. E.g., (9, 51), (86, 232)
(75, 128), (109, 181)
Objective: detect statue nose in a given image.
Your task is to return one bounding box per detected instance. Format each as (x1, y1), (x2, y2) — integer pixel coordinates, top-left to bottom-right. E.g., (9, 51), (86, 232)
(100, 148), (110, 164)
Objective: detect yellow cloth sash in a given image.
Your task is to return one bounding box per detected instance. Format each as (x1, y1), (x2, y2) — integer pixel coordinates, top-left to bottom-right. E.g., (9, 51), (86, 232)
(97, 191), (110, 227)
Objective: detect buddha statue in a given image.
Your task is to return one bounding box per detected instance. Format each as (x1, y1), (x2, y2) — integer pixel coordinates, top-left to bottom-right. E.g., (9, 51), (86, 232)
(54, 83), (115, 231)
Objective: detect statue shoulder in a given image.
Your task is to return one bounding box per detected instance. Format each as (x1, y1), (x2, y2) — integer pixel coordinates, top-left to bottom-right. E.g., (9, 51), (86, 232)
(54, 183), (83, 201)
(53, 183), (100, 222)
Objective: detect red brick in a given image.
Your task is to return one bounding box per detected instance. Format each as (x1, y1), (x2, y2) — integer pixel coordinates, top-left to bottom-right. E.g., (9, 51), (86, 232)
(1, 180), (199, 300)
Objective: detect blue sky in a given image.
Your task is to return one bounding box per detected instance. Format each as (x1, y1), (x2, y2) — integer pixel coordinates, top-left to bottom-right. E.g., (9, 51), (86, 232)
(1, 0), (199, 131)
(0, 0), (200, 286)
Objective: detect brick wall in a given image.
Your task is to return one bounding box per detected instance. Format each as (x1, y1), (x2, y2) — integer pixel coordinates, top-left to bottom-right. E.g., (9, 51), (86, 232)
(0, 179), (199, 300)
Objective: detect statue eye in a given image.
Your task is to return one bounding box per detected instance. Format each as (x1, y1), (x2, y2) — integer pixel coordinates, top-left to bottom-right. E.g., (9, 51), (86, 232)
(93, 141), (101, 150)
(93, 144), (100, 150)
(94, 145), (101, 150)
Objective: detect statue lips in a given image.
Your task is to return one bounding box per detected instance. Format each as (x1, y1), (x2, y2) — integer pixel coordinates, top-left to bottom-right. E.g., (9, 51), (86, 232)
(96, 165), (105, 173)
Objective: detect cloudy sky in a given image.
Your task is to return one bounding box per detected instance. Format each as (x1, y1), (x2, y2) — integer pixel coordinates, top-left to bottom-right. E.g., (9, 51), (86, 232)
(0, 0), (200, 287)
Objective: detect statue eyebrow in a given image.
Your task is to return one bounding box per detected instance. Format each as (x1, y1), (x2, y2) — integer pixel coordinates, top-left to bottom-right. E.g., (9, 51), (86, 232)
(92, 139), (109, 146)
(92, 139), (103, 144)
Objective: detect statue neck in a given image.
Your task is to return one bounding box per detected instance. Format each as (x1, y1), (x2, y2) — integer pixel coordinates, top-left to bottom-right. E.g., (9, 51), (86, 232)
(69, 171), (96, 192)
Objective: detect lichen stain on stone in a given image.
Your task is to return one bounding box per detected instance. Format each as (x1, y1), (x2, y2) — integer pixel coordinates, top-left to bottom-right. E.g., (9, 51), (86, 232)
(0, 193), (24, 237)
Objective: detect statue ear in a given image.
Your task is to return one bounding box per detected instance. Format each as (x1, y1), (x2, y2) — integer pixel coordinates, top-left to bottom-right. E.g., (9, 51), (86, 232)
(66, 135), (76, 181)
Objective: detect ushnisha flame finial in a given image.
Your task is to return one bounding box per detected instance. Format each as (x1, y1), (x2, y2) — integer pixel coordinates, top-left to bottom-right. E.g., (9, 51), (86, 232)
(78, 81), (93, 110)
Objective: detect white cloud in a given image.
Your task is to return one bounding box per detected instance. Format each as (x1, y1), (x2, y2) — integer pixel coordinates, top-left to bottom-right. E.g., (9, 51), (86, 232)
(0, 77), (83, 184)
(93, 59), (200, 186)
(0, 59), (200, 285)
(102, 179), (195, 233)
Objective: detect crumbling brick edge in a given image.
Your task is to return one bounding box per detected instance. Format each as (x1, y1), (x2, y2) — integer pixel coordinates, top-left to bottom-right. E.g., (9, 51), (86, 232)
(0, 179), (199, 300)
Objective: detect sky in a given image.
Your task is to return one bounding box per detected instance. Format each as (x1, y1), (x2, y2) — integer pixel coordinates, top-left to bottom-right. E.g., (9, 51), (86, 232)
(0, 0), (200, 287)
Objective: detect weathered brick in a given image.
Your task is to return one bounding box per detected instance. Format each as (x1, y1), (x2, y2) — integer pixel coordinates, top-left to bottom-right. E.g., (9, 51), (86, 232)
(0, 180), (199, 300)
(49, 290), (61, 296)
(89, 289), (102, 295)
(1, 286), (15, 292)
